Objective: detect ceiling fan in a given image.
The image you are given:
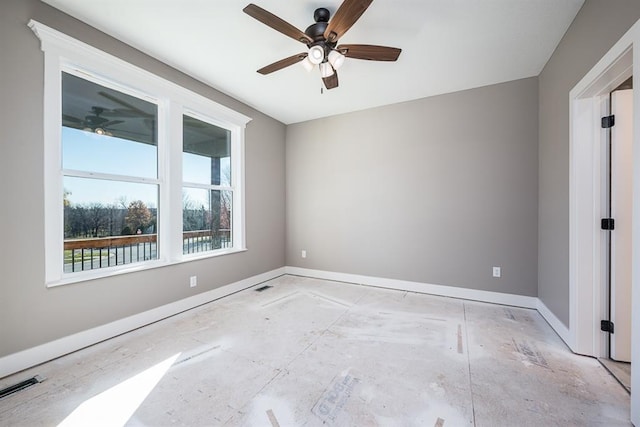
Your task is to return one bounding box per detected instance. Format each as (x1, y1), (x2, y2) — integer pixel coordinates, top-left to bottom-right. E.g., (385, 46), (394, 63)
(243, 0), (402, 90)
(63, 106), (124, 136)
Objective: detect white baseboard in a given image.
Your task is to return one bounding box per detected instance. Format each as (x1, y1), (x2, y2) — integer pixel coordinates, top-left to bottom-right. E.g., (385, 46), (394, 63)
(286, 267), (577, 348)
(1, 267), (573, 380)
(285, 267), (539, 309)
(536, 298), (572, 348)
(0, 267), (285, 379)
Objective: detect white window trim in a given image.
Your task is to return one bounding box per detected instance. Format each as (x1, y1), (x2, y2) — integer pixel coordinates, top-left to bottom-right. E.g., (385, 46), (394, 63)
(181, 109), (239, 260)
(29, 20), (251, 287)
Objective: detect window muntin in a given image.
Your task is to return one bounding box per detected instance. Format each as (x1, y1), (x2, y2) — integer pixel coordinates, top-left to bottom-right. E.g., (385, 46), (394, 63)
(182, 115), (233, 255)
(62, 71), (160, 272)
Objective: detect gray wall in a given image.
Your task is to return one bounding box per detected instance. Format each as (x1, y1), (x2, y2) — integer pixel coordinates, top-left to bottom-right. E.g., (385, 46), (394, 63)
(538, 0), (640, 327)
(0, 0), (286, 358)
(6, 0), (640, 362)
(286, 78), (539, 296)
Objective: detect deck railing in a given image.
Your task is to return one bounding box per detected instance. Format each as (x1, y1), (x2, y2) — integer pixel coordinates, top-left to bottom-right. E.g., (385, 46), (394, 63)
(182, 229), (231, 254)
(63, 230), (231, 273)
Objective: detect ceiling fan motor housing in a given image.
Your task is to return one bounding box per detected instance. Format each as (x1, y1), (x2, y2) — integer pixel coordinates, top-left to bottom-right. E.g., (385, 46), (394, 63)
(313, 7), (330, 23)
(305, 8), (336, 61)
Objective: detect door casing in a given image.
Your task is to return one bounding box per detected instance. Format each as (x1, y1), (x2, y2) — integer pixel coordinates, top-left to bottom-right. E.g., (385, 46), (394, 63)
(569, 18), (640, 425)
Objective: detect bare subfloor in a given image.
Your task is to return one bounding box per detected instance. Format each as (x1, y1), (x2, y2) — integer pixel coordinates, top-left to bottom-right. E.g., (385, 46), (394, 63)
(0, 275), (631, 426)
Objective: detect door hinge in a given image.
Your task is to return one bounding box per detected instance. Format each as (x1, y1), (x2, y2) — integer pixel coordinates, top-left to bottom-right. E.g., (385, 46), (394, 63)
(601, 218), (615, 230)
(601, 320), (615, 333)
(601, 115), (615, 128)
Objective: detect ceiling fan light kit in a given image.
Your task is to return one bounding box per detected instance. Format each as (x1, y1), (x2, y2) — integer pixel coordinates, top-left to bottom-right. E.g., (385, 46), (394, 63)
(328, 50), (346, 69)
(307, 45), (325, 65)
(319, 62), (335, 78)
(300, 57), (315, 72)
(73, 106), (118, 136)
(301, 57), (315, 72)
(243, 0), (401, 90)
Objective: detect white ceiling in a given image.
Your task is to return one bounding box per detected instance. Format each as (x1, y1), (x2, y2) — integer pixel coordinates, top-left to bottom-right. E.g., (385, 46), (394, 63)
(42, 0), (584, 125)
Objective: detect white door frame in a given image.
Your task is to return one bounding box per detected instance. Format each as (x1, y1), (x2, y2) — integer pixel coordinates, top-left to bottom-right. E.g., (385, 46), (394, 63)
(569, 19), (639, 424)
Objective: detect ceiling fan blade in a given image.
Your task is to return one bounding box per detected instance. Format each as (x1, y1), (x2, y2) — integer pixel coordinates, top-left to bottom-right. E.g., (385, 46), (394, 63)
(62, 114), (82, 124)
(103, 120), (125, 127)
(258, 53), (308, 75)
(337, 44), (401, 61)
(98, 92), (154, 117)
(102, 108), (140, 118)
(243, 4), (313, 44)
(322, 71), (339, 90)
(324, 0), (373, 43)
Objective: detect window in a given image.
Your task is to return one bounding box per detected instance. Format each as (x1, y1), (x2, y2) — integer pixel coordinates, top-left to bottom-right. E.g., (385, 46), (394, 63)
(62, 72), (160, 273)
(182, 115), (234, 254)
(31, 20), (250, 286)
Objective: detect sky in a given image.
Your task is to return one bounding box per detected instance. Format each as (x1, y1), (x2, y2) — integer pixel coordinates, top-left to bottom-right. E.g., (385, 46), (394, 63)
(62, 127), (230, 209)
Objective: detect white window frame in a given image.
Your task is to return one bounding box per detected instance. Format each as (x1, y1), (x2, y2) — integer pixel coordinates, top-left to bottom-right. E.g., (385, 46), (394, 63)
(181, 110), (238, 258)
(29, 20), (251, 287)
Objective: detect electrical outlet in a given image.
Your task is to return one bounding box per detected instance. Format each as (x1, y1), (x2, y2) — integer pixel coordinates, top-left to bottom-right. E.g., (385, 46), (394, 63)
(190, 276), (197, 287)
(492, 267), (501, 278)
(301, 250), (307, 259)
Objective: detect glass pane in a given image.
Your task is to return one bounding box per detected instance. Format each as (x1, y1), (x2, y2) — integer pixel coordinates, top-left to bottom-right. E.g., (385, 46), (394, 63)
(183, 115), (231, 186)
(183, 187), (232, 254)
(63, 176), (158, 273)
(62, 72), (157, 178)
